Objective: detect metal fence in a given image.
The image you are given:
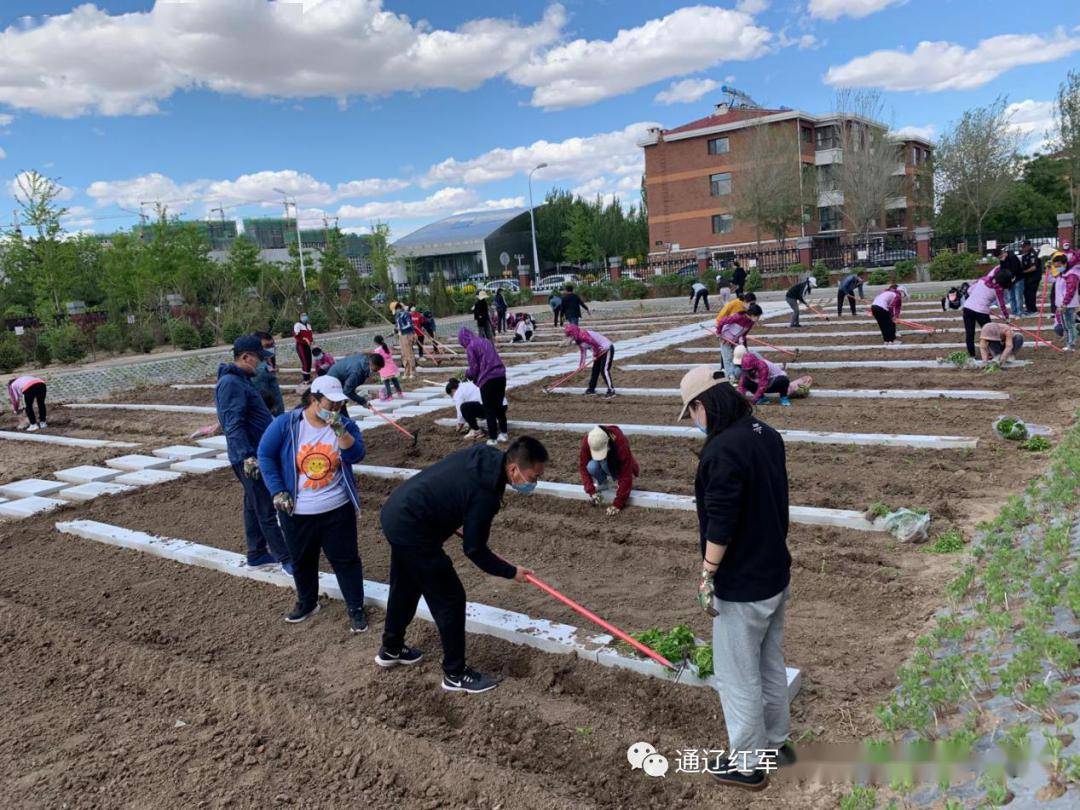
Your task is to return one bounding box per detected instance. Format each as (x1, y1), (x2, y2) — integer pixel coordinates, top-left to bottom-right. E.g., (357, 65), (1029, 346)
(931, 229), (1059, 257)
(811, 234), (917, 271)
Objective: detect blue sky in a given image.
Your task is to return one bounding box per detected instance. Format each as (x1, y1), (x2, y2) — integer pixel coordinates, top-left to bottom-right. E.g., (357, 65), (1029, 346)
(0, 0), (1076, 240)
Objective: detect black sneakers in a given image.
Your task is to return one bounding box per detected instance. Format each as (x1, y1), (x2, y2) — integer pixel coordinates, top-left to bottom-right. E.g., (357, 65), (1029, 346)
(374, 645), (424, 668)
(442, 667), (499, 694)
(349, 608), (369, 634)
(708, 768), (769, 791)
(284, 602), (321, 623)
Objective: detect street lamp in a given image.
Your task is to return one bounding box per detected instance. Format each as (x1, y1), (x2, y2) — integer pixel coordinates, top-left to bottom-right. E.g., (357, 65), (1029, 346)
(274, 187), (308, 301)
(528, 163), (547, 284)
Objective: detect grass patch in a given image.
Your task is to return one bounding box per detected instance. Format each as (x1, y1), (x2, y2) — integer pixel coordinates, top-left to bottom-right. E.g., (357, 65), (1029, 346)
(924, 529), (965, 554)
(1021, 435), (1051, 452)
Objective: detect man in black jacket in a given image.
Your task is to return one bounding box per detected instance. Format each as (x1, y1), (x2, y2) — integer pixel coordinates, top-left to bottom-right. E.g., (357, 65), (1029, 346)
(731, 262), (747, 298)
(1019, 240), (1043, 316)
(559, 284), (590, 325)
(678, 366), (793, 791)
(376, 437), (548, 693)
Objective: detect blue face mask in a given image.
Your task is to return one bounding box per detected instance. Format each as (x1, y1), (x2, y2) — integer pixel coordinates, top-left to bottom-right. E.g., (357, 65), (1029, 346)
(317, 408), (336, 423)
(265, 348), (275, 357)
(301, 316), (309, 324)
(511, 480), (537, 495)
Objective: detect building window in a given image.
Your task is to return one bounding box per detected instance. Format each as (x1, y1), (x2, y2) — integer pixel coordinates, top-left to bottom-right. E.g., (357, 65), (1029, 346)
(816, 164), (839, 192)
(707, 137), (730, 155)
(711, 214), (734, 234)
(801, 126), (813, 144)
(816, 125), (840, 150)
(709, 172), (732, 196)
(819, 206), (842, 231)
(886, 208), (906, 229)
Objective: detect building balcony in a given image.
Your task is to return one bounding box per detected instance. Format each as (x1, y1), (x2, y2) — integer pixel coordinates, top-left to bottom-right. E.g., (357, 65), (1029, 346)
(885, 196), (908, 210)
(815, 147), (843, 165)
(817, 190), (844, 207)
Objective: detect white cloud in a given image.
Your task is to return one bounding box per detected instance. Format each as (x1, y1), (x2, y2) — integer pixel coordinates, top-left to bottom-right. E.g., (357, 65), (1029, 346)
(0, 0), (565, 117)
(778, 31), (820, 50)
(0, 114), (13, 128)
(654, 78), (720, 105)
(809, 0), (906, 20)
(7, 171), (76, 201)
(0, 147), (5, 160)
(508, 7), (772, 109)
(423, 121), (657, 189)
(336, 188), (523, 222)
(736, 0), (771, 13)
(85, 168), (409, 211)
(1006, 99), (1056, 152)
(825, 28), (1080, 92)
(890, 124), (936, 141)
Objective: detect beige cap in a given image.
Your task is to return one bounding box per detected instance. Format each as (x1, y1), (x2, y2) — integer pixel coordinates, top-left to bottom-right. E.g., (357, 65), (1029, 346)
(677, 365), (726, 420)
(732, 344), (747, 365)
(587, 426), (610, 460)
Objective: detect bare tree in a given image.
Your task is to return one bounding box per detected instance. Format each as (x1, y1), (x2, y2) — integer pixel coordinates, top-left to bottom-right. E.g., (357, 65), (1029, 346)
(1053, 69), (1080, 219)
(731, 122), (814, 249)
(934, 96), (1022, 252)
(833, 90), (903, 250)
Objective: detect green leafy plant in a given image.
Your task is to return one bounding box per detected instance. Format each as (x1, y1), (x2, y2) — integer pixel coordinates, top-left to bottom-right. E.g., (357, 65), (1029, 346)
(168, 319), (201, 351)
(1021, 435), (1051, 452)
(944, 350), (970, 368)
(867, 501), (891, 519)
(839, 785), (877, 810)
(43, 323), (88, 363)
(626, 625), (713, 676)
(812, 261), (830, 288)
(0, 332), (26, 373)
(925, 529), (964, 554)
(744, 268), (763, 293)
(995, 417), (1029, 441)
(929, 250), (978, 281)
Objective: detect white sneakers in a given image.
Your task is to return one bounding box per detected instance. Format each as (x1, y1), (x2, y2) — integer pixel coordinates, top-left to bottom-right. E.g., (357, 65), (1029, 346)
(496, 433), (509, 443)
(26, 424), (38, 432)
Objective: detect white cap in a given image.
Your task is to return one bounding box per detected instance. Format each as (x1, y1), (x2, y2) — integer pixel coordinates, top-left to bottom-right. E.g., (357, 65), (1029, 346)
(897, 285), (910, 298)
(732, 344), (747, 366)
(587, 426), (610, 460)
(310, 375), (348, 402)
(808, 276), (818, 289)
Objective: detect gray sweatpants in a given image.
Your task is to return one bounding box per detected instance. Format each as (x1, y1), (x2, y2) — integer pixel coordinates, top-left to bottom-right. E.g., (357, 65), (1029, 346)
(711, 587), (791, 770)
(786, 296), (801, 327)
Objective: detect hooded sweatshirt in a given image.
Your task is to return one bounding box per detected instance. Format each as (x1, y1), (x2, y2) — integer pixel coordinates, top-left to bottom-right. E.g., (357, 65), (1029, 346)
(459, 327), (506, 387)
(577, 425), (640, 510)
(736, 353), (786, 397)
(963, 272), (1009, 317)
(564, 324), (611, 364)
(215, 363), (273, 464)
(715, 312), (755, 345)
(1055, 265), (1080, 309)
(380, 444), (517, 579)
(785, 278), (816, 303)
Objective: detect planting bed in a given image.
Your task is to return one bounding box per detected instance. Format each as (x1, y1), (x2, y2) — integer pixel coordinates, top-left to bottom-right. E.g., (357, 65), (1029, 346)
(3, 300), (1076, 806)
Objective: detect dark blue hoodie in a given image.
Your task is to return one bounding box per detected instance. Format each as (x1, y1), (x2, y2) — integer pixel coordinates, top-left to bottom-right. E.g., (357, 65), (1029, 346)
(215, 363), (273, 464)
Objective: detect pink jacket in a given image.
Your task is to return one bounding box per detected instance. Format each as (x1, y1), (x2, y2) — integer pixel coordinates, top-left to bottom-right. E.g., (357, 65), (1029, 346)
(1055, 266), (1080, 310)
(736, 353), (785, 397)
(564, 324), (611, 364)
(375, 345), (399, 379)
(872, 290), (902, 319)
(715, 313), (755, 345)
(963, 272), (1009, 317)
(313, 351), (336, 375)
(7, 375), (44, 412)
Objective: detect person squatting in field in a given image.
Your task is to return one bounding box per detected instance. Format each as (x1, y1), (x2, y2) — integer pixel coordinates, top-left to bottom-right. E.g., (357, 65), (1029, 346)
(733, 346), (791, 407)
(962, 267), (1013, 358)
(578, 425), (640, 517)
(977, 322), (1023, 366)
(446, 377), (508, 441)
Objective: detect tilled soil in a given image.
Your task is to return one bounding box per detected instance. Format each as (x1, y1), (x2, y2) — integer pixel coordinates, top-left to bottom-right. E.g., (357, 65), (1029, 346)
(1, 306), (1073, 806)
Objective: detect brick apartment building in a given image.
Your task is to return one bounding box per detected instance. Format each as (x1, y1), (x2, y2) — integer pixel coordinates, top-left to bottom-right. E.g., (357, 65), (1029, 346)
(640, 103), (933, 259)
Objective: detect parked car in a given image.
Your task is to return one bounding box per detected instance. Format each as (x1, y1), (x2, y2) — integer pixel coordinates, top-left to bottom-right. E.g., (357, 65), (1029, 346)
(867, 248), (917, 268)
(533, 273), (581, 292)
(675, 264), (700, 277)
(480, 279), (521, 294)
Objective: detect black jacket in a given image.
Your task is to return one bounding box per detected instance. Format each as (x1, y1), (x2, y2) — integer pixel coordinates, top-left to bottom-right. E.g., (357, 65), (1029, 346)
(695, 414), (791, 602)
(1001, 251), (1024, 281)
(786, 279), (813, 304)
(380, 445), (516, 578)
(732, 265), (747, 287)
(560, 292), (589, 320)
(1021, 251), (1043, 276)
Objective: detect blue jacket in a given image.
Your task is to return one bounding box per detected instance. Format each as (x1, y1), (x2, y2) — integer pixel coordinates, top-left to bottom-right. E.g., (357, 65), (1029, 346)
(251, 360), (285, 415)
(257, 408), (366, 510)
(215, 363), (273, 464)
(327, 353), (372, 405)
(394, 309), (414, 334)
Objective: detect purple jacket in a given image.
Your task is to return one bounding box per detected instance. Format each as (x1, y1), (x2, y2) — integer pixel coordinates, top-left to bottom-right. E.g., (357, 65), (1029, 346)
(458, 327), (506, 387)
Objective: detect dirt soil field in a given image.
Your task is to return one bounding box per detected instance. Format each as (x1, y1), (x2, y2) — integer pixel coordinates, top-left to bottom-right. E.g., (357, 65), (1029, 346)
(1, 304), (1075, 807)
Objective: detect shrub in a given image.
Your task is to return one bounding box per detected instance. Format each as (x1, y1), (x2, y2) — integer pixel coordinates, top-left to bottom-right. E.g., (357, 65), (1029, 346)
(306, 307), (331, 334)
(744, 269), (763, 293)
(894, 258), (917, 279)
(94, 322), (126, 354)
(651, 273), (690, 297)
(616, 278), (648, 300)
(929, 250), (978, 281)
(343, 301), (367, 328)
(34, 340), (52, 366)
(221, 320), (247, 345)
(129, 325), (156, 353)
(168, 320), (202, 351)
(868, 268), (891, 285)
(786, 262), (808, 277)
(0, 332), (25, 373)
(577, 282), (614, 302)
(199, 323), (216, 348)
(812, 261), (830, 288)
(272, 315), (294, 339)
(44, 324), (88, 364)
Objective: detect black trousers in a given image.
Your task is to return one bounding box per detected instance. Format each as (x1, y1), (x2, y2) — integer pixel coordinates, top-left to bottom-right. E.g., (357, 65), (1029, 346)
(871, 305), (897, 342)
(586, 347), (615, 392)
(744, 375), (790, 398)
(382, 545), (467, 676)
(278, 502), (365, 614)
(231, 462), (290, 564)
(460, 401), (485, 431)
(551, 306), (563, 326)
(495, 309), (507, 333)
(692, 290), (710, 312)
(962, 308), (991, 357)
(988, 335), (1024, 357)
(479, 376), (508, 439)
(1024, 273), (1042, 313)
(475, 320), (494, 340)
(837, 290), (857, 316)
(23, 382), (46, 423)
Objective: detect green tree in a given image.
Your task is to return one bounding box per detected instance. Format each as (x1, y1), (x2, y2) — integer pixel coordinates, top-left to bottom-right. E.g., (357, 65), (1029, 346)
(369, 222), (394, 297)
(428, 270), (455, 317)
(535, 188), (575, 267)
(11, 170), (77, 320)
(563, 200), (602, 268)
(1053, 69), (1080, 218)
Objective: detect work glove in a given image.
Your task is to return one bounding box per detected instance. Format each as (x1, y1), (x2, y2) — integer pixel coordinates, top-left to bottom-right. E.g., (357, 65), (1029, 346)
(589, 492), (602, 507)
(605, 506), (620, 517)
(273, 491), (295, 515)
(325, 409), (347, 438)
(242, 456), (261, 480)
(697, 570), (719, 617)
